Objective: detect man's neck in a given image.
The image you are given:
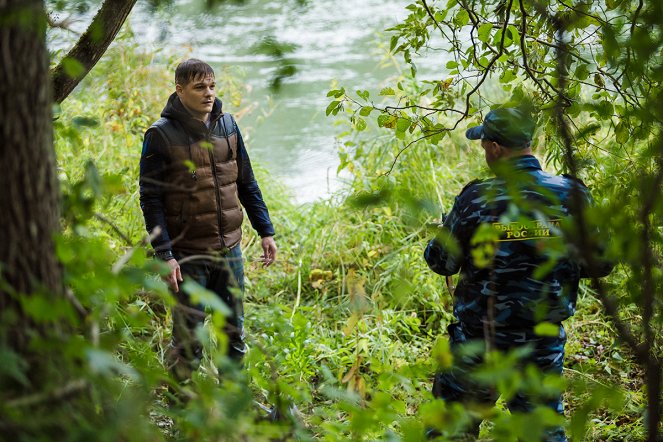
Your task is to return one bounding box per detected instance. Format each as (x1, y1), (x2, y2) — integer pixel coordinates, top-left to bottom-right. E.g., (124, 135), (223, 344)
(181, 102), (209, 123)
(500, 147), (532, 159)
(489, 148), (535, 174)
(190, 111), (210, 123)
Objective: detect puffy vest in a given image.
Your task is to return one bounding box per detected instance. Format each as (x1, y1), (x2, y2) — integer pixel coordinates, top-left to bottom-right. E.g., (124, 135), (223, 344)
(147, 113), (243, 253)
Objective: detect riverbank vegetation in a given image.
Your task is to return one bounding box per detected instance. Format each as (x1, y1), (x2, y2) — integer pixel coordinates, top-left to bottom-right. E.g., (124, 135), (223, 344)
(2, 0), (662, 440)
(43, 26), (650, 442)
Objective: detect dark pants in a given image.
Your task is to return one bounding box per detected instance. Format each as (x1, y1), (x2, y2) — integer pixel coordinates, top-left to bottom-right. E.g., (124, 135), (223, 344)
(168, 245), (246, 381)
(432, 322), (568, 442)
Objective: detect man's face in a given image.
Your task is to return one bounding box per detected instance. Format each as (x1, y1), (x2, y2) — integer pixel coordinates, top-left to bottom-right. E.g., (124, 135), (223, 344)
(176, 75), (216, 121)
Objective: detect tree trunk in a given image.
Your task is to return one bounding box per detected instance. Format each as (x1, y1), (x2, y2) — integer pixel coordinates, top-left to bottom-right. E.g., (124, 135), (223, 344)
(0, 0), (62, 336)
(50, 0), (138, 104)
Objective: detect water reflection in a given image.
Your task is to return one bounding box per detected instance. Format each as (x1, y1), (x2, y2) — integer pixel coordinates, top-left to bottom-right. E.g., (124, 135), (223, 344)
(50, 0), (412, 202)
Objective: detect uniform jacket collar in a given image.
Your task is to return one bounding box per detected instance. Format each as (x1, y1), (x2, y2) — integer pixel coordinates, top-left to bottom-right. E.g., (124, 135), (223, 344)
(508, 154), (541, 171)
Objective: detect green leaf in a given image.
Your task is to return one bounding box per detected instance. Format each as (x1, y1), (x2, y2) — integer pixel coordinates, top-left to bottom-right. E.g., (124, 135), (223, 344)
(379, 87), (395, 96)
(445, 60), (459, 69)
(183, 160), (196, 173)
(594, 73), (605, 88)
(390, 35), (399, 52)
(595, 100), (614, 118)
(396, 117), (411, 133)
(182, 280), (232, 316)
(499, 69), (516, 83)
(0, 347), (29, 387)
(434, 10), (448, 22)
(477, 23), (492, 43)
(61, 57), (85, 78)
(326, 100), (340, 116)
(432, 336), (453, 369)
(470, 223), (499, 268)
(355, 118), (367, 131)
(377, 114), (390, 127)
(327, 88), (345, 98)
(87, 348), (138, 379)
(453, 9), (469, 27)
(615, 121), (629, 144)
(507, 25), (520, 44)
(356, 89), (370, 101)
(605, 0), (624, 10)
(534, 322), (560, 337)
(575, 63), (590, 81)
(359, 106), (373, 117)
(72, 116), (99, 128)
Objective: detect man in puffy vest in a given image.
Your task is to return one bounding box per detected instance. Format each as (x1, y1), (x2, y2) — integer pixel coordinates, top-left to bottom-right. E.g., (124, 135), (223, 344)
(139, 59), (277, 381)
(424, 107), (612, 441)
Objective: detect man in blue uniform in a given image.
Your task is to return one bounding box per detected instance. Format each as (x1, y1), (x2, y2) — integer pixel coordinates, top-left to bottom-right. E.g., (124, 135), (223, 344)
(424, 107), (612, 440)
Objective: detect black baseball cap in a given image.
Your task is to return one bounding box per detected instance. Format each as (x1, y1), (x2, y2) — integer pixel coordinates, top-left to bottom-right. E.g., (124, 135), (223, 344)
(465, 107), (536, 148)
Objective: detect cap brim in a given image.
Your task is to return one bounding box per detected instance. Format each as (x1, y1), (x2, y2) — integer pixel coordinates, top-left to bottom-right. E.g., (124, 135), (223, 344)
(465, 125), (484, 140)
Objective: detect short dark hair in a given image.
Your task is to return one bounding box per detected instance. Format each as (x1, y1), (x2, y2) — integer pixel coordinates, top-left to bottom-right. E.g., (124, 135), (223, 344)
(175, 59), (215, 86)
(482, 137), (531, 150)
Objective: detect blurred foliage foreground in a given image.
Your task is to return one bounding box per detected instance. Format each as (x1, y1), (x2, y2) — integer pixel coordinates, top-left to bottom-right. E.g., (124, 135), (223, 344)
(3, 0), (662, 438)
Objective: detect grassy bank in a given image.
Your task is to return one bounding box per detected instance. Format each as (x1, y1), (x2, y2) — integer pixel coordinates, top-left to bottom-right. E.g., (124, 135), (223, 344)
(52, 36), (646, 441)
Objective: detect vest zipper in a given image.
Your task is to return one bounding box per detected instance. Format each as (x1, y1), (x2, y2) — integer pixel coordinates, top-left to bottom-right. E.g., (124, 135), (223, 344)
(207, 118), (225, 249)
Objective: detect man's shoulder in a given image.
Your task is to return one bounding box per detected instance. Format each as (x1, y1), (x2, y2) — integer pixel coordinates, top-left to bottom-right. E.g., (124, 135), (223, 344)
(561, 173), (589, 189)
(150, 117), (170, 128)
(146, 117), (185, 145)
(215, 113), (237, 137)
(146, 117), (173, 136)
(457, 178), (495, 197)
(536, 171), (591, 196)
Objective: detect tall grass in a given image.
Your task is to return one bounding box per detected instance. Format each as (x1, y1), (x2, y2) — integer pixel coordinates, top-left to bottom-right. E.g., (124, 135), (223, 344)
(53, 34), (646, 441)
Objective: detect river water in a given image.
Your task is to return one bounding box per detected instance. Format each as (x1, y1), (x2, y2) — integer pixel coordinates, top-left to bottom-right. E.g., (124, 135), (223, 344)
(50, 0), (416, 202)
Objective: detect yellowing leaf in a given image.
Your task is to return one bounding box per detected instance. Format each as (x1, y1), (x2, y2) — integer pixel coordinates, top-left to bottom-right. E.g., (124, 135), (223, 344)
(534, 322), (560, 337)
(432, 336), (454, 369)
(343, 312), (360, 336)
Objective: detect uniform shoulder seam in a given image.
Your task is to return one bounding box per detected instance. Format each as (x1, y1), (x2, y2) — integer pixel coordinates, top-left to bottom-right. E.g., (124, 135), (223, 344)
(561, 173), (588, 188)
(458, 178), (484, 196)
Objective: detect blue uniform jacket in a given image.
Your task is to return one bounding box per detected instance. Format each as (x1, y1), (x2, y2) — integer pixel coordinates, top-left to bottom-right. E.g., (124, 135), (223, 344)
(424, 155), (612, 331)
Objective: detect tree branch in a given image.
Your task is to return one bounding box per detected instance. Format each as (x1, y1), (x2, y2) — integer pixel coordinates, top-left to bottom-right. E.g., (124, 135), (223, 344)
(6, 379), (88, 408)
(537, 3), (661, 440)
(518, 0), (554, 101)
(50, 0), (137, 104)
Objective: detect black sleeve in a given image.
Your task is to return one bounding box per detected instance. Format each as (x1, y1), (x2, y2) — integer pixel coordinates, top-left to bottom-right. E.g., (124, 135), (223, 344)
(234, 122), (276, 238)
(423, 194), (466, 275)
(139, 130), (174, 260)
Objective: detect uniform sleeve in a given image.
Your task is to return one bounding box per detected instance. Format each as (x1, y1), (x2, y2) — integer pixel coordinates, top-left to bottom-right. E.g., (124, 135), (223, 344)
(139, 130), (174, 260)
(234, 122), (276, 238)
(424, 193), (469, 275)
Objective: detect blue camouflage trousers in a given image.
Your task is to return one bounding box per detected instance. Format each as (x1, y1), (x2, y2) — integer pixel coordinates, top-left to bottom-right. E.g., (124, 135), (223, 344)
(432, 322), (568, 442)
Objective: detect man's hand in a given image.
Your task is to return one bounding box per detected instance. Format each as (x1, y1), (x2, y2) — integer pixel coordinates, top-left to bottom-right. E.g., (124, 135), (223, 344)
(165, 258), (183, 292)
(260, 236), (277, 267)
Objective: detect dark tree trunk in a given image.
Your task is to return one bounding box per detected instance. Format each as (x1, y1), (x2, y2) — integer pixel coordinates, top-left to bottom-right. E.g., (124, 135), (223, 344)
(50, 0), (137, 104)
(0, 0), (62, 337)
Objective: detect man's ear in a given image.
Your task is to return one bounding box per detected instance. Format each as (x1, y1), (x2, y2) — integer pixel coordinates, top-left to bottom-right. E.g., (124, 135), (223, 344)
(488, 141), (502, 157)
(175, 83), (183, 96)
